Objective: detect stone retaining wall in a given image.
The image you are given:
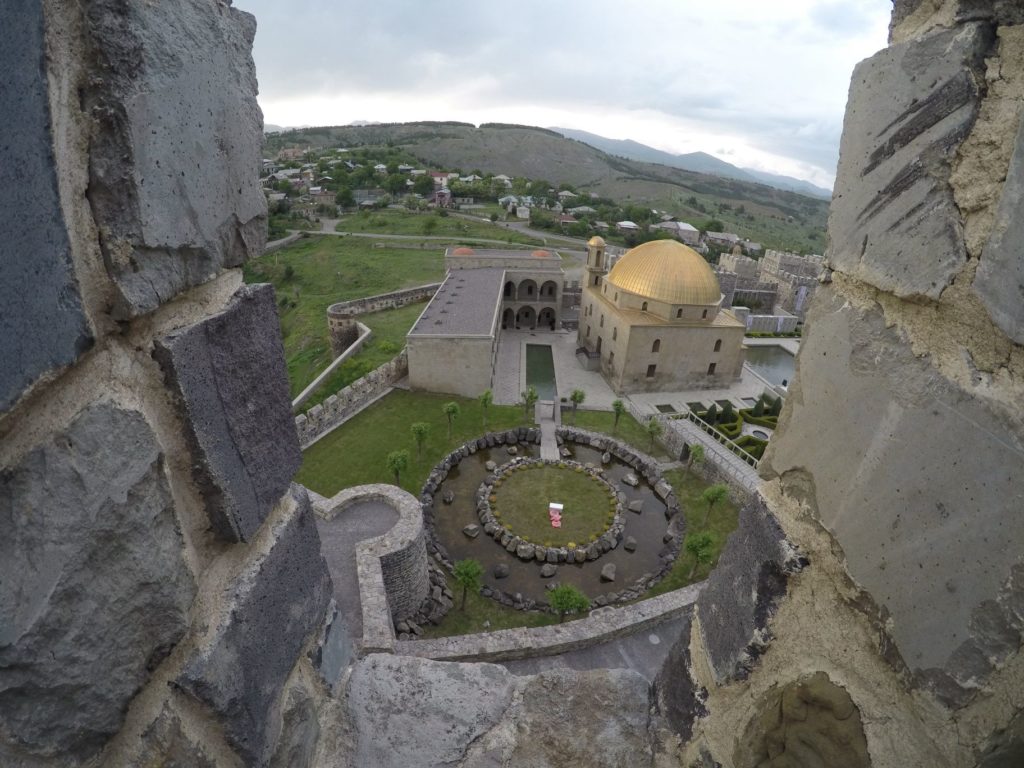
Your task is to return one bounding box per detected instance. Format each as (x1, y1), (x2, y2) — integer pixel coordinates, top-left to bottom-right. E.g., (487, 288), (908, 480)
(326, 282), (441, 321)
(295, 349), (408, 447)
(397, 582), (704, 662)
(312, 484), (431, 652)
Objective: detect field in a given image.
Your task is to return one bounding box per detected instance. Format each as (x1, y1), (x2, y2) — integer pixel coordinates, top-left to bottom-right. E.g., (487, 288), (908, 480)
(336, 209), (543, 246)
(243, 235), (445, 399)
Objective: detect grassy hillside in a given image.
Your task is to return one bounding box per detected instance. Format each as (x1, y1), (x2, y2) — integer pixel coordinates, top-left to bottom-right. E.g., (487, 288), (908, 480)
(265, 122), (829, 253)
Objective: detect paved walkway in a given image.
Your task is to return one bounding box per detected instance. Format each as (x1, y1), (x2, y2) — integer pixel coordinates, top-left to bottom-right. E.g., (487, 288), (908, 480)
(537, 399), (560, 460)
(316, 500), (400, 638)
(500, 614), (690, 682)
(663, 417), (761, 492)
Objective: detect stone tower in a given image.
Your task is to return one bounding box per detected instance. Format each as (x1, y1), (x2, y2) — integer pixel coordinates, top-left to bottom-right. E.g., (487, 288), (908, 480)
(584, 235), (607, 287)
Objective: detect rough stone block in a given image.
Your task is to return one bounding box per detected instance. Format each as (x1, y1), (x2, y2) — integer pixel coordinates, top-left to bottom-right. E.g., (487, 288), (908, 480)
(347, 654), (514, 767)
(762, 286), (1024, 679)
(0, 403), (195, 759)
(175, 486), (332, 766)
(828, 24), (989, 298)
(653, 614), (706, 742)
(0, 0), (92, 411)
(83, 0), (266, 318)
(155, 284), (299, 542)
(696, 496), (798, 683)
(133, 704), (218, 768)
(975, 112), (1024, 343)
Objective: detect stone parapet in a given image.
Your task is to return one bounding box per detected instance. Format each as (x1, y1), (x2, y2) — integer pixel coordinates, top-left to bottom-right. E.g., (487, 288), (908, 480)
(396, 583), (702, 662)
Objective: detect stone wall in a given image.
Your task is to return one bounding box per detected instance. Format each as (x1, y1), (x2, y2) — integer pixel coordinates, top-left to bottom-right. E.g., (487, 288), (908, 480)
(674, 5), (1024, 766)
(295, 349), (409, 447)
(0, 4), (335, 766)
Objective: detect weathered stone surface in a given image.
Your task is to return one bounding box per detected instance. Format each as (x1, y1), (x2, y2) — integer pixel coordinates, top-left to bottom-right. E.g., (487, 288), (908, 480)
(600, 563), (617, 582)
(462, 668), (654, 767)
(696, 496), (796, 683)
(175, 487), (332, 766)
(540, 563), (558, 578)
(463, 523), (481, 538)
(629, 499), (644, 513)
(975, 112), (1024, 343)
(653, 614), (706, 742)
(622, 472), (640, 487)
(732, 673), (870, 768)
(347, 655), (514, 767)
(623, 536), (637, 552)
(133, 704), (218, 768)
(0, 0), (92, 412)
(828, 24), (989, 298)
(155, 284), (300, 542)
(0, 403), (195, 759)
(83, 0), (267, 317)
(269, 674), (321, 768)
(493, 563), (510, 580)
(762, 287), (1024, 676)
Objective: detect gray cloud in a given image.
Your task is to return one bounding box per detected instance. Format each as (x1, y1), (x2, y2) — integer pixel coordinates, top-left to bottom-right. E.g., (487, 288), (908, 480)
(236, 0), (890, 185)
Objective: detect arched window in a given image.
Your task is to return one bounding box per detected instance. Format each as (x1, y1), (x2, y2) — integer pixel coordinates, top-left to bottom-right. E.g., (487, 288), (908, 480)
(714, 339), (722, 352)
(612, 327), (617, 341)
(707, 362), (717, 375)
(614, 292), (618, 302)
(652, 339), (661, 353)
(641, 301), (648, 311)
(599, 315), (604, 328)
(702, 309), (708, 319)
(586, 325), (590, 337)
(676, 309), (683, 318)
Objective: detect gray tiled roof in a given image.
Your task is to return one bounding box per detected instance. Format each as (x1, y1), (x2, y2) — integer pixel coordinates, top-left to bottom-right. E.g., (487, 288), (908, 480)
(408, 268), (504, 337)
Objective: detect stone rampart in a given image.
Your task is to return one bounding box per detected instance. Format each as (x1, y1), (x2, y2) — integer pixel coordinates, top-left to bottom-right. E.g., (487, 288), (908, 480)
(295, 349), (409, 447)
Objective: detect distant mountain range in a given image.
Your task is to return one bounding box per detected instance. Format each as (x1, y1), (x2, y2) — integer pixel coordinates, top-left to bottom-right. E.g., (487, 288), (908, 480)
(551, 127), (832, 199)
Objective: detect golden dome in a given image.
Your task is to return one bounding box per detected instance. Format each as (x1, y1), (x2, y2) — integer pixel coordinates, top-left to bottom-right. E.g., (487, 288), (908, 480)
(587, 235), (606, 247)
(605, 240), (720, 306)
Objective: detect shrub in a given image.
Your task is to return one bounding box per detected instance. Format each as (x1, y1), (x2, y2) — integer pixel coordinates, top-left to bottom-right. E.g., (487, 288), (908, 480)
(703, 403), (718, 424)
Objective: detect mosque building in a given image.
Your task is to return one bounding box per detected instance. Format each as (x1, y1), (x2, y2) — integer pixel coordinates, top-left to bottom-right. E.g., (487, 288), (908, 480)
(576, 237), (746, 392)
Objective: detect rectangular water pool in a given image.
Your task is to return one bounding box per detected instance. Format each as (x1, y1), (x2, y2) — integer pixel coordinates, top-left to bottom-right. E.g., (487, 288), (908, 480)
(525, 344), (557, 400)
(745, 345), (796, 387)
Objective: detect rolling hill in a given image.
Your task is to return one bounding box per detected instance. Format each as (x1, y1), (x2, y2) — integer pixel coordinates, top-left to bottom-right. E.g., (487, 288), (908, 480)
(264, 122), (829, 252)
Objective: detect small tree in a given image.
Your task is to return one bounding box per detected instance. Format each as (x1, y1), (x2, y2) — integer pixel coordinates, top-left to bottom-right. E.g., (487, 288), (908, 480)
(752, 397), (765, 417)
(452, 558), (483, 610)
(548, 583), (590, 623)
(410, 422), (430, 459)
(700, 484), (729, 527)
(521, 385), (539, 419)
(422, 217), (438, 235)
(611, 399), (626, 434)
(769, 396), (783, 417)
(569, 389), (586, 424)
(479, 389), (493, 428)
(442, 401), (460, 439)
(720, 400), (735, 424)
(386, 449), (409, 487)
(703, 403), (718, 424)
(645, 417), (664, 452)
(685, 532), (715, 579)
(685, 443), (705, 477)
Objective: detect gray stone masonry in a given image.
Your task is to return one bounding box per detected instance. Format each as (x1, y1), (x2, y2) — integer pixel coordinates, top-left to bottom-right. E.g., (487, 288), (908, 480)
(762, 286), (1024, 695)
(83, 0), (267, 318)
(696, 495), (807, 684)
(155, 283), (300, 543)
(975, 110), (1024, 344)
(0, 403), (196, 759)
(653, 613), (707, 742)
(828, 23), (989, 299)
(175, 486), (332, 767)
(1, 0), (92, 413)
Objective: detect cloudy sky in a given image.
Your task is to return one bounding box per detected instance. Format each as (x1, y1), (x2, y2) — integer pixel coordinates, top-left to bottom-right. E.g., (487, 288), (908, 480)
(234, 0), (891, 189)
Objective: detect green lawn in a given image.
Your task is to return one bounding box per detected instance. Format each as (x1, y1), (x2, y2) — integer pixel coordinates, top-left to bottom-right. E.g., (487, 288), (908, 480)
(298, 390), (674, 497)
(297, 390), (531, 496)
(336, 209), (543, 246)
(645, 468), (740, 596)
(492, 465), (615, 547)
(570, 410), (673, 461)
(419, 587), (559, 639)
(294, 302), (426, 412)
(243, 236), (445, 398)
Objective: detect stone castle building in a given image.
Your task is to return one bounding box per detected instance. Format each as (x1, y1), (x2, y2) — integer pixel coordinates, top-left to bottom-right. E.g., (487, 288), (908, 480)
(406, 247), (564, 397)
(577, 237), (746, 392)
